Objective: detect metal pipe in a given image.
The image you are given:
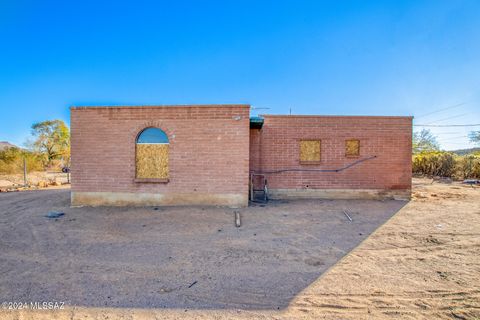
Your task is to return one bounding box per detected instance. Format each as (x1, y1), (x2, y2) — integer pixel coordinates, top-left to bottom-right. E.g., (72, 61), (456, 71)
(23, 157), (27, 187)
(252, 155), (377, 174)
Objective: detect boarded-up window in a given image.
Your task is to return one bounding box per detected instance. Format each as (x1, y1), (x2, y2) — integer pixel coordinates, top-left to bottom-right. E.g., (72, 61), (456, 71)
(136, 128), (169, 179)
(345, 139), (360, 157)
(300, 140), (321, 163)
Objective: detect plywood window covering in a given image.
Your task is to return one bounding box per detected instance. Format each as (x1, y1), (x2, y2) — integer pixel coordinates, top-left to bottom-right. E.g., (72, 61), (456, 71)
(345, 139), (360, 157)
(135, 128), (169, 181)
(300, 140), (321, 163)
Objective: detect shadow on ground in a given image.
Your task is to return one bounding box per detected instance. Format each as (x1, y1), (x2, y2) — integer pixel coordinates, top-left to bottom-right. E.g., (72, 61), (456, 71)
(0, 190), (407, 310)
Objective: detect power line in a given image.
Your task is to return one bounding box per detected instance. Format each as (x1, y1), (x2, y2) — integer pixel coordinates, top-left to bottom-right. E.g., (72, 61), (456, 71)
(414, 124), (480, 127)
(437, 135), (469, 141)
(414, 102), (467, 119)
(441, 142), (474, 145)
(422, 113), (469, 125)
(415, 131), (469, 136)
(432, 132), (467, 135)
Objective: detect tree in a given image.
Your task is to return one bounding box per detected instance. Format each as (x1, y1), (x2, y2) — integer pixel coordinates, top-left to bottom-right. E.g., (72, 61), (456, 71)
(413, 129), (440, 154)
(30, 120), (70, 164)
(469, 131), (480, 145)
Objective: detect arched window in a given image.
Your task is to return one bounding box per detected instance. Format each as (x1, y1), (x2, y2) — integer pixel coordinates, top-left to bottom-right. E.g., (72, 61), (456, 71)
(136, 128), (169, 180)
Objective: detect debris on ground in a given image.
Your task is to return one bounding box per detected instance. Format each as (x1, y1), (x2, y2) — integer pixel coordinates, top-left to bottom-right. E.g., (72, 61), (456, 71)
(343, 210), (353, 222)
(235, 211), (241, 227)
(463, 179), (480, 185)
(45, 211), (65, 218)
(431, 176), (453, 184)
(188, 281), (197, 288)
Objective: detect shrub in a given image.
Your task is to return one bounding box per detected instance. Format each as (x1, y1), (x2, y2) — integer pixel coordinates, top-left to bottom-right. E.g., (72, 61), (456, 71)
(413, 151), (480, 179)
(412, 152), (456, 177)
(455, 154), (480, 179)
(0, 147), (45, 174)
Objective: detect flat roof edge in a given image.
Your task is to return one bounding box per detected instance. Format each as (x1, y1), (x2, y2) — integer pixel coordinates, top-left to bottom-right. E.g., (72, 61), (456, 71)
(71, 104), (251, 110)
(261, 114), (414, 119)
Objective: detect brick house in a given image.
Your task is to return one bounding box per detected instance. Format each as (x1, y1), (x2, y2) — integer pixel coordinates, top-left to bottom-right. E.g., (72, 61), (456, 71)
(70, 105), (412, 207)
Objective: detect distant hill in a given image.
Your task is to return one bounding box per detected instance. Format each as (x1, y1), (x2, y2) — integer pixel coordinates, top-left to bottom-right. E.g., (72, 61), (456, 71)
(0, 141), (18, 151)
(451, 147), (480, 155)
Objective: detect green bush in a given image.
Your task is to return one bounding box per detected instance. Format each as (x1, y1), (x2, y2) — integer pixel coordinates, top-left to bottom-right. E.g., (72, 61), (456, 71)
(454, 154), (480, 179)
(413, 151), (456, 177)
(413, 151), (480, 179)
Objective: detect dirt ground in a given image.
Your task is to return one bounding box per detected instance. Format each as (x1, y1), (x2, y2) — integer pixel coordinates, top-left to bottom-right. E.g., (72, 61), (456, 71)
(0, 171), (69, 190)
(0, 178), (479, 319)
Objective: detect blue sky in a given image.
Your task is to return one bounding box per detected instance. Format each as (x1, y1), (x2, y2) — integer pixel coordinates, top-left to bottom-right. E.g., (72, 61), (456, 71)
(1, 0), (479, 150)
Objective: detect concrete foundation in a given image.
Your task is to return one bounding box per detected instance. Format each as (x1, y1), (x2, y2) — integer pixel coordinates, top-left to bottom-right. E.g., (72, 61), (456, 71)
(268, 188), (411, 201)
(71, 192), (248, 207)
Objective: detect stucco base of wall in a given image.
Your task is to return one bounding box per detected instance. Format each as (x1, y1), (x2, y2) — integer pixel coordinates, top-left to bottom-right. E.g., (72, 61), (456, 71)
(71, 191), (248, 207)
(268, 188), (411, 201)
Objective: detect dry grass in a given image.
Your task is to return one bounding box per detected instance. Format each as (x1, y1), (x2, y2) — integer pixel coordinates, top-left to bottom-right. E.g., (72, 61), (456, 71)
(300, 140), (321, 162)
(135, 144), (169, 179)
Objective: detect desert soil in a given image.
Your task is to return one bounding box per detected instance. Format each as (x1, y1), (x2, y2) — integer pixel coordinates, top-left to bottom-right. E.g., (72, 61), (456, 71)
(0, 171), (69, 190)
(0, 178), (479, 319)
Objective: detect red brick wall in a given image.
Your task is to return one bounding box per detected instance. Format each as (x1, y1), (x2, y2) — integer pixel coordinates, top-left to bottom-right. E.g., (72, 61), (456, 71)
(71, 105), (250, 204)
(250, 115), (412, 191)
